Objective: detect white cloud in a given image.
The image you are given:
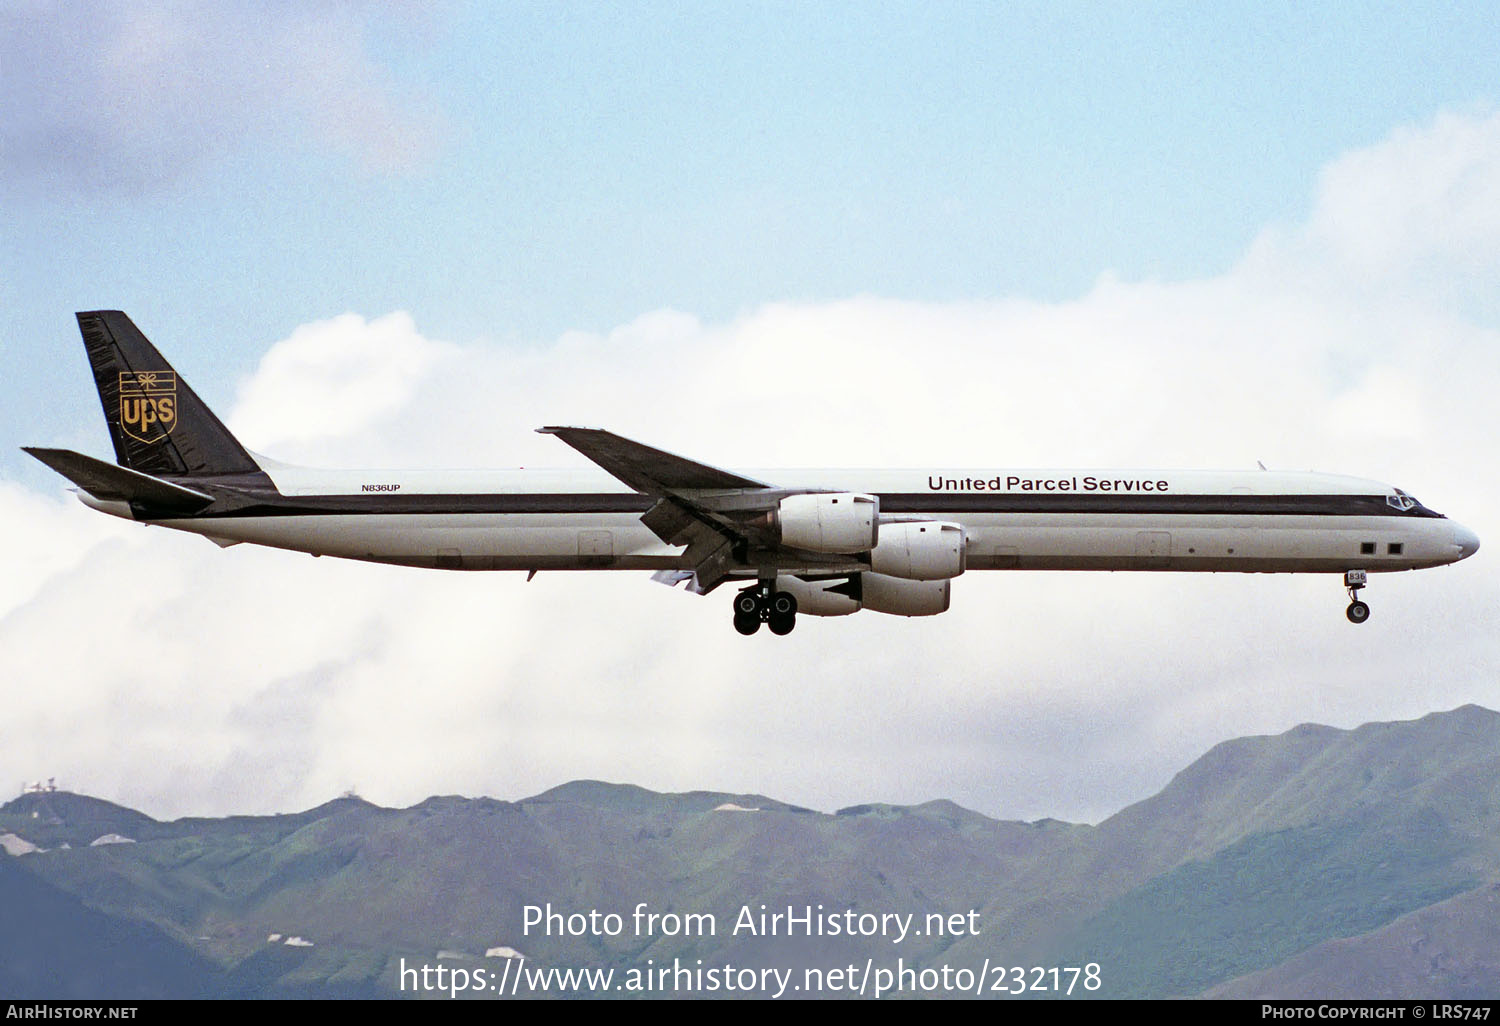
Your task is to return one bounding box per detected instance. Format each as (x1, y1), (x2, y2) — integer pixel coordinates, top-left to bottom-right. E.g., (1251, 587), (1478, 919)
(0, 481), (137, 620)
(0, 1), (447, 192)
(231, 311), (458, 453)
(4, 109), (1499, 823)
(1301, 108), (1500, 285)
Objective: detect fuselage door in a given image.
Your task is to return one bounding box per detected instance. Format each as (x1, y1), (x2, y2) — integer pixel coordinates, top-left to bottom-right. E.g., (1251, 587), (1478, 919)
(1135, 531), (1171, 568)
(578, 530), (614, 567)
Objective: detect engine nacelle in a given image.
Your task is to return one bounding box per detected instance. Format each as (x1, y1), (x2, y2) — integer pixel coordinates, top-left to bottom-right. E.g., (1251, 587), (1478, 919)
(776, 492), (879, 553)
(776, 574), (949, 617)
(860, 573), (950, 616)
(775, 576), (860, 617)
(869, 521), (966, 580)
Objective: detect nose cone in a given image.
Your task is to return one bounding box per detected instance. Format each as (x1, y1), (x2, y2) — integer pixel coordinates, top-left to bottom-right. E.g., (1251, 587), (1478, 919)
(1453, 523), (1481, 561)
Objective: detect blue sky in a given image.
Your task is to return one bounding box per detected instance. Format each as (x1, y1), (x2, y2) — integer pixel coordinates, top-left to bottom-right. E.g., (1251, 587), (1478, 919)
(8, 2), (1500, 475)
(4, 3), (1500, 820)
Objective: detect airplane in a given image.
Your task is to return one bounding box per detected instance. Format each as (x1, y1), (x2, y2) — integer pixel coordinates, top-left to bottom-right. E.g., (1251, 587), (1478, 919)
(24, 311), (1480, 635)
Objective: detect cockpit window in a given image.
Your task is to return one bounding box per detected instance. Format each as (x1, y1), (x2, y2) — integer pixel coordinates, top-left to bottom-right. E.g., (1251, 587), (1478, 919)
(1387, 487), (1446, 517)
(1387, 489), (1417, 512)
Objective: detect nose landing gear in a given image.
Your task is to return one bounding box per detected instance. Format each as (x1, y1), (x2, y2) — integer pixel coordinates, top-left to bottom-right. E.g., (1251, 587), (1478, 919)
(732, 580), (798, 636)
(1344, 569), (1370, 624)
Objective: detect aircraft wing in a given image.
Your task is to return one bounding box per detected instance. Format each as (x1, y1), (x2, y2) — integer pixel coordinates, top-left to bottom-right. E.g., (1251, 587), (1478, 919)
(537, 426), (849, 592)
(536, 426), (769, 493)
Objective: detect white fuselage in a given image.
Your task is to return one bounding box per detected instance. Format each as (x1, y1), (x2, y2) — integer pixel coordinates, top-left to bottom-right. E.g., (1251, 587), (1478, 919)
(82, 463), (1476, 578)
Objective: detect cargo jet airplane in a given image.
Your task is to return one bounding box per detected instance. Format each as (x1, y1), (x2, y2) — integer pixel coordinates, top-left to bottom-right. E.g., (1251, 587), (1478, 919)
(25, 312), (1480, 635)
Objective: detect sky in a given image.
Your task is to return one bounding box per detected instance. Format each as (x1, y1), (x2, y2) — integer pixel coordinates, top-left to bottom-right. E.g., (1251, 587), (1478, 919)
(3, 2), (1498, 824)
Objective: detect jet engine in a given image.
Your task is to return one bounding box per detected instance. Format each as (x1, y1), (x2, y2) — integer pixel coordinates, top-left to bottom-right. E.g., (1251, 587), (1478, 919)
(860, 573), (950, 616)
(869, 521), (966, 580)
(774, 492), (879, 553)
(777, 574), (949, 617)
(775, 576), (860, 617)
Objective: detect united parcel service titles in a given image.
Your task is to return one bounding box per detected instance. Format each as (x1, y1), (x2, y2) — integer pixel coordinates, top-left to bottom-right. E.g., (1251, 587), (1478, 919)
(927, 475), (1172, 493)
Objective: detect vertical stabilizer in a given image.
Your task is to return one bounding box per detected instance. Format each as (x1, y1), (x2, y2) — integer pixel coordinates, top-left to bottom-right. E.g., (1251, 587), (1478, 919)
(76, 311), (260, 477)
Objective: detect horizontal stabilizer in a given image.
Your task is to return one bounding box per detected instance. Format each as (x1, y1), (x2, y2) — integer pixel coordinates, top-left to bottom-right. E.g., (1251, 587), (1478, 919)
(22, 447), (214, 511)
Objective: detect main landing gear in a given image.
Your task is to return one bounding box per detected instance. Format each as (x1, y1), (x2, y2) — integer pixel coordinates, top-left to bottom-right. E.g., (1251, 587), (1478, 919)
(733, 580), (798, 636)
(1344, 569), (1370, 624)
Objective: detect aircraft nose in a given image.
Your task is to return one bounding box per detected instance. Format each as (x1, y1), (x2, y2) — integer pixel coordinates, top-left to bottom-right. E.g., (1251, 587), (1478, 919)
(1452, 523), (1480, 561)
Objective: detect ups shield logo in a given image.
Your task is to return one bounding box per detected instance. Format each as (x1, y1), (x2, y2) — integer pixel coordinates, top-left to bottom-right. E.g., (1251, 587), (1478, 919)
(119, 371), (178, 443)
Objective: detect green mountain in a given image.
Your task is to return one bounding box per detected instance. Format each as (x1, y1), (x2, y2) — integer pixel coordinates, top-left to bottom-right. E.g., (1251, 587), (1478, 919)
(1205, 882), (1500, 999)
(0, 852), (221, 999)
(3, 705), (1496, 999)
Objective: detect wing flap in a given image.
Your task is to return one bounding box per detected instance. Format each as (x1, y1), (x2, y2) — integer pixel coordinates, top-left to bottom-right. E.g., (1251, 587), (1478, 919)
(640, 497), (700, 545)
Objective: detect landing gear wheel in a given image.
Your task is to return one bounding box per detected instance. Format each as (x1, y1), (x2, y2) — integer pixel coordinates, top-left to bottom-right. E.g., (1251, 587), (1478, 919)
(1343, 569), (1369, 625)
(767, 591), (797, 635)
(734, 586), (767, 636)
(733, 581), (798, 636)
